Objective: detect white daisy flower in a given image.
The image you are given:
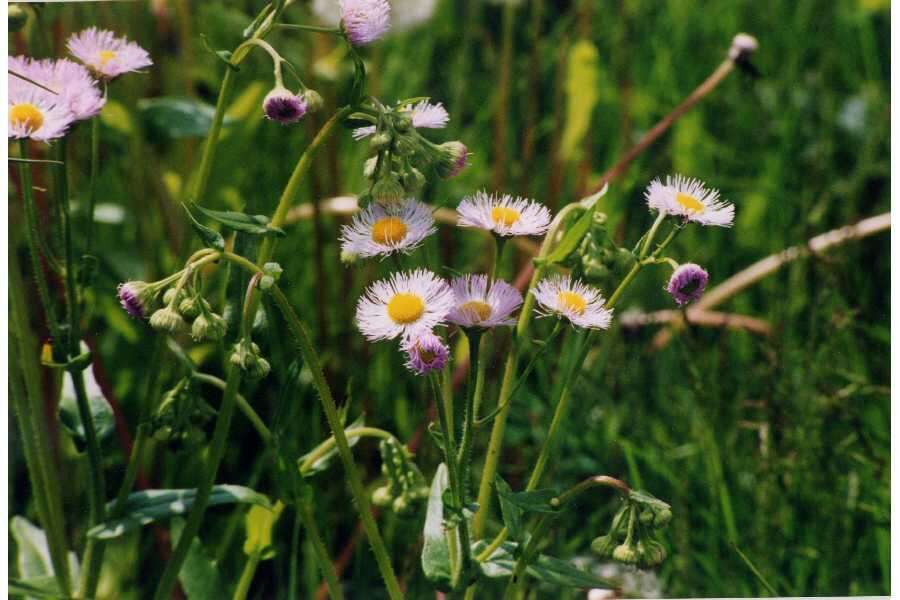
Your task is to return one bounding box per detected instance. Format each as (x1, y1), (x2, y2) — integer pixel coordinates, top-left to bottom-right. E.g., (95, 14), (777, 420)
(352, 100), (449, 140)
(8, 87), (74, 142)
(447, 274), (522, 329)
(457, 191), (552, 237)
(532, 274), (613, 330)
(340, 199), (436, 258)
(644, 175), (734, 227)
(355, 269), (454, 341)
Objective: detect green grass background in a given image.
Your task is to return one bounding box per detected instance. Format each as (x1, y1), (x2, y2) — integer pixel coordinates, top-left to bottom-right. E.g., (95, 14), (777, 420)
(9, 0), (890, 598)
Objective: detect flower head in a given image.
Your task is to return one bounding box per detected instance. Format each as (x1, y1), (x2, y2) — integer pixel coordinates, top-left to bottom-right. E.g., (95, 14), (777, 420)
(447, 275), (522, 329)
(457, 191), (551, 237)
(263, 87), (308, 124)
(352, 100), (449, 140)
(340, 199), (436, 258)
(149, 305), (185, 334)
(402, 330), (450, 375)
(67, 27), (152, 79)
(117, 281), (156, 318)
(9, 56), (105, 122)
(8, 87), (74, 142)
(355, 269), (454, 341)
(532, 275), (613, 330)
(666, 263), (709, 305)
(340, 0), (391, 46)
(435, 140), (469, 178)
(644, 175), (734, 227)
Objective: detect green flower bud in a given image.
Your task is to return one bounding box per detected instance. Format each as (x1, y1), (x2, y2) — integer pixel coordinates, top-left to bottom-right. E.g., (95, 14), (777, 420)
(178, 296), (203, 319)
(610, 506), (632, 540)
(590, 535), (616, 558)
(394, 114), (413, 132)
(402, 167), (426, 194)
(192, 312), (227, 342)
(370, 131), (392, 151)
(653, 508), (672, 527)
(250, 357), (271, 379)
(372, 176), (405, 205)
(340, 249), (359, 265)
(302, 89), (324, 113)
(392, 495), (411, 515)
(149, 306), (185, 334)
(363, 157), (379, 179)
(163, 287), (182, 306)
(612, 543), (638, 565)
(637, 540), (667, 568)
(434, 141), (469, 179)
(372, 486), (394, 508)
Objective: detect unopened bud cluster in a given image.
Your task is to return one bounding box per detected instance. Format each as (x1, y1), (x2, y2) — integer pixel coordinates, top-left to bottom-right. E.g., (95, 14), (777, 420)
(229, 339), (271, 380)
(591, 490), (672, 569)
(370, 437), (429, 515)
(142, 281), (228, 343)
(150, 378), (216, 451)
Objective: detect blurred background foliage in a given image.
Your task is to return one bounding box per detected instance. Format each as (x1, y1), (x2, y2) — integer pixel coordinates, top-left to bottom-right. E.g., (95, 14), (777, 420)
(9, 0), (889, 598)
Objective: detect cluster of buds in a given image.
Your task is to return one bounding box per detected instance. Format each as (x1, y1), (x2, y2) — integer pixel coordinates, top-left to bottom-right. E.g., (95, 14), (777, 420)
(591, 490), (671, 569)
(354, 99), (468, 206)
(370, 437), (429, 515)
(143, 283), (228, 343)
(150, 378), (216, 451)
(562, 211), (636, 290)
(229, 339), (271, 380)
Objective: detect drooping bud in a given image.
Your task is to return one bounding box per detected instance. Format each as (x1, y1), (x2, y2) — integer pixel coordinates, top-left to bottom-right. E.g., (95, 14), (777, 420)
(229, 341), (270, 379)
(590, 534), (616, 558)
(612, 543), (638, 565)
(117, 281), (156, 319)
(149, 306), (185, 334)
(370, 131), (393, 152)
(263, 86), (308, 124)
(178, 295), (206, 319)
(637, 540), (667, 568)
(301, 89), (324, 113)
(191, 312), (227, 342)
(371, 176), (405, 205)
(666, 263), (709, 306)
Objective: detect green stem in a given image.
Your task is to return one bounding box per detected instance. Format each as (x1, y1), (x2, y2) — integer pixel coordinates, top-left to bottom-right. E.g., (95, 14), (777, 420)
(152, 366), (243, 600)
(457, 331), (482, 499)
(233, 551), (263, 600)
(192, 372), (273, 445)
(17, 140), (62, 348)
(111, 425), (150, 515)
(9, 245), (72, 595)
(73, 368), (108, 599)
(269, 285), (403, 600)
(277, 23), (341, 34)
(298, 427), (396, 475)
(298, 501), (345, 600)
(257, 106), (353, 265)
(85, 110), (101, 256)
(188, 67), (237, 205)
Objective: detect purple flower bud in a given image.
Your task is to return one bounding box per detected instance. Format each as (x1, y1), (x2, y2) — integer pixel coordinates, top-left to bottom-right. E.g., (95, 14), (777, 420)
(436, 141), (469, 178)
(263, 88), (308, 124)
(666, 263), (709, 305)
(402, 331), (449, 376)
(117, 281), (152, 318)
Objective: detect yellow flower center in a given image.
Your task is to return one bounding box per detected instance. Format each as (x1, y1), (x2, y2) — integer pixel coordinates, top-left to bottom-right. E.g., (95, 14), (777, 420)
(459, 300), (493, 323)
(557, 291), (587, 315)
(491, 206), (521, 227)
(99, 50), (117, 65)
(675, 192), (705, 213)
(9, 103), (44, 133)
(371, 217), (408, 245)
(387, 293), (425, 324)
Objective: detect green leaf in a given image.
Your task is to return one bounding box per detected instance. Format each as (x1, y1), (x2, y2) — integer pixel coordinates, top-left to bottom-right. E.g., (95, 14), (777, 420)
(192, 204), (285, 237)
(560, 39), (600, 162)
(495, 476), (523, 541)
(139, 97), (232, 139)
(10, 517), (80, 589)
(495, 486), (561, 514)
(57, 372), (115, 453)
(421, 463), (456, 591)
(171, 519), (229, 600)
(182, 203), (225, 251)
(475, 540), (614, 589)
(8, 576), (64, 599)
(299, 414), (366, 476)
(87, 485), (271, 540)
(542, 185), (609, 266)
